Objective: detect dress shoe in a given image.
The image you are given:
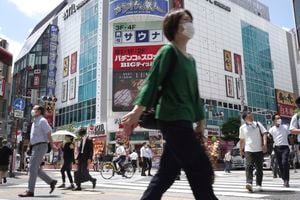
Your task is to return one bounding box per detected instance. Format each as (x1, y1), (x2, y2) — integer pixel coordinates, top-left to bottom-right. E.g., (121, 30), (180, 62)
(66, 183), (75, 190)
(148, 174), (153, 176)
(284, 180), (290, 187)
(73, 187), (82, 191)
(18, 191), (34, 197)
(3, 177), (7, 183)
(57, 183), (65, 188)
(49, 180), (57, 194)
(141, 173), (146, 176)
(92, 179), (97, 189)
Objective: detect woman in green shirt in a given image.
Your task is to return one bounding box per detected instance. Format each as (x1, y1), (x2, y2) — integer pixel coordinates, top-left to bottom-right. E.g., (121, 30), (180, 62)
(122, 9), (218, 200)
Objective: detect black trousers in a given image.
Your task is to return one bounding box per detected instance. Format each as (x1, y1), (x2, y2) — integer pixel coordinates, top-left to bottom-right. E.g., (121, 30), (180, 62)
(75, 158), (95, 187)
(274, 146), (290, 181)
(245, 151), (264, 186)
(141, 157), (149, 175)
(61, 161), (73, 183)
(113, 155), (126, 174)
(140, 120), (217, 200)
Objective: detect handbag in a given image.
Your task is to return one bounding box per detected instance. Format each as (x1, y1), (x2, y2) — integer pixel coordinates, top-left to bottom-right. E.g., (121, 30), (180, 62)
(139, 46), (177, 130)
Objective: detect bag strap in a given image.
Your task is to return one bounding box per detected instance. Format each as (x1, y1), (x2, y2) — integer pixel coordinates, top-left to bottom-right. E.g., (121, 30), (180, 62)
(156, 45), (178, 101)
(256, 121), (262, 136)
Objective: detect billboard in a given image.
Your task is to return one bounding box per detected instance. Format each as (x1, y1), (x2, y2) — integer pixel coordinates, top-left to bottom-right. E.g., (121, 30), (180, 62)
(63, 56), (69, 77)
(109, 0), (168, 20)
(224, 50), (232, 72)
(275, 89), (296, 117)
(69, 77), (76, 100)
(62, 81), (68, 102)
(71, 52), (77, 74)
(113, 45), (162, 71)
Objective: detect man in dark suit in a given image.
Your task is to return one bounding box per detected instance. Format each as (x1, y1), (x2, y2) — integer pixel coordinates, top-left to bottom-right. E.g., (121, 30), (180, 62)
(73, 127), (96, 191)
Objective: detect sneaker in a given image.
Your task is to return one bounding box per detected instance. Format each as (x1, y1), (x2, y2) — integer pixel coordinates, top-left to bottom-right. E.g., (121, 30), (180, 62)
(49, 180), (57, 194)
(254, 185), (262, 192)
(246, 183), (253, 193)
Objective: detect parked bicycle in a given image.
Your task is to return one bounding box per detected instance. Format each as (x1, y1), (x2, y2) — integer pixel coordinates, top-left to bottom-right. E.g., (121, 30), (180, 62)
(100, 154), (135, 179)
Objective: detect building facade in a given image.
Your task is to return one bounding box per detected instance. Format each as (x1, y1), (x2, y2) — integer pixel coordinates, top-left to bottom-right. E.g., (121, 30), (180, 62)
(12, 0), (299, 156)
(0, 38), (13, 138)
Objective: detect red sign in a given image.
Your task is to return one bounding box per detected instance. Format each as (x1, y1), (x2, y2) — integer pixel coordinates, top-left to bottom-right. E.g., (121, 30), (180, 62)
(71, 52), (77, 74)
(113, 45), (162, 71)
(277, 103), (296, 117)
(33, 75), (40, 87)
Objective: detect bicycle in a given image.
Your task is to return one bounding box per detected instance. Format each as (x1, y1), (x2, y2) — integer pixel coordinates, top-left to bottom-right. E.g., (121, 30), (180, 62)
(100, 155), (135, 179)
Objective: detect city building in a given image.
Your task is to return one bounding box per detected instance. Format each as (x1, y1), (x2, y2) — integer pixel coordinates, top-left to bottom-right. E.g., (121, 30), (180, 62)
(0, 38), (13, 138)
(293, 0), (300, 49)
(12, 0), (299, 158)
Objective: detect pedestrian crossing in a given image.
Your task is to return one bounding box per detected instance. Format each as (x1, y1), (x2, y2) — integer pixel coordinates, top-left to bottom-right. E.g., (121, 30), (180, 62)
(7, 171), (300, 198)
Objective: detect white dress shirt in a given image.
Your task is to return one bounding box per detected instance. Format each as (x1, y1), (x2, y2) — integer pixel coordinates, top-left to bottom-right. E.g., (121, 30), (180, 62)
(269, 125), (290, 146)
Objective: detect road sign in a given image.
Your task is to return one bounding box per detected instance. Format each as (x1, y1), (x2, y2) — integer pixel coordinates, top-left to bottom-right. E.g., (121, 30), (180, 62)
(13, 98), (25, 110)
(14, 110), (24, 118)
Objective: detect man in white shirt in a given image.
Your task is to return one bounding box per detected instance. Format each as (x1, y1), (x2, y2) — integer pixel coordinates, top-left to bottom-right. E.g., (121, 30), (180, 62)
(129, 150), (138, 172)
(239, 111), (267, 193)
(140, 142), (148, 176)
(113, 142), (127, 177)
(146, 145), (153, 176)
(289, 96), (300, 140)
(269, 114), (290, 187)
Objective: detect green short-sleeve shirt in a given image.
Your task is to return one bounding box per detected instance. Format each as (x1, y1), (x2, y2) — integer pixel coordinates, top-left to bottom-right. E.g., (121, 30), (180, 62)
(134, 44), (205, 122)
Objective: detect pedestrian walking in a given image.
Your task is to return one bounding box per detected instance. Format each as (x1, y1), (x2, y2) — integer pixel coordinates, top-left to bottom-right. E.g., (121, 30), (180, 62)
(57, 135), (75, 189)
(269, 113), (290, 187)
(129, 149), (138, 172)
(146, 145), (153, 176)
(122, 9), (218, 200)
(18, 105), (58, 197)
(73, 127), (96, 191)
(239, 111), (268, 193)
(0, 138), (13, 184)
(223, 150), (232, 173)
(140, 142), (150, 176)
(113, 141), (126, 177)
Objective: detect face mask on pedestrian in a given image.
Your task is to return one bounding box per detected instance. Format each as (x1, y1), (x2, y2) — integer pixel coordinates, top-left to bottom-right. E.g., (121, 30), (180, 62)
(181, 22), (194, 39)
(31, 110), (36, 117)
(276, 119), (282, 125)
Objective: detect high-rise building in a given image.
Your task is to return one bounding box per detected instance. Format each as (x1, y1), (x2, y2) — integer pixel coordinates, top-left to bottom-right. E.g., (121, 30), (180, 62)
(293, 0), (300, 49)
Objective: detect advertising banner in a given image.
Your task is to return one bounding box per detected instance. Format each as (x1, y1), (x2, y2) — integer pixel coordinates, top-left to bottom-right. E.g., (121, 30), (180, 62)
(234, 53), (242, 75)
(113, 45), (162, 71)
(62, 81), (68, 102)
(33, 74), (40, 87)
(109, 0), (168, 20)
(224, 50), (232, 72)
(171, 0), (184, 9)
(46, 25), (59, 96)
(225, 75), (234, 98)
(0, 80), (5, 97)
(63, 56), (69, 77)
(69, 77), (76, 100)
(113, 71), (148, 111)
(275, 89), (296, 117)
(71, 52), (77, 74)
(113, 21), (163, 45)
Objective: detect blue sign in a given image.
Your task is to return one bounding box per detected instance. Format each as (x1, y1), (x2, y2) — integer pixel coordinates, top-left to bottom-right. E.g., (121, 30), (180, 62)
(13, 98), (25, 110)
(135, 30), (149, 43)
(109, 0), (169, 20)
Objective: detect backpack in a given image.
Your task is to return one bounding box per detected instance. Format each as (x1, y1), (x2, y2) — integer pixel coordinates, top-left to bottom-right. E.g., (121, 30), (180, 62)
(257, 122), (274, 155)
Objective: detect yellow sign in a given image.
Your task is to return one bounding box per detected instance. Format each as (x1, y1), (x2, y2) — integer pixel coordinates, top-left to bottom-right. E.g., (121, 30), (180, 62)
(276, 89), (296, 106)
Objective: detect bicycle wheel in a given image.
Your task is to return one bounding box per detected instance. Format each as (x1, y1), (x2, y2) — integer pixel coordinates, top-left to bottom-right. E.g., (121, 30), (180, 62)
(100, 162), (114, 179)
(123, 163), (135, 178)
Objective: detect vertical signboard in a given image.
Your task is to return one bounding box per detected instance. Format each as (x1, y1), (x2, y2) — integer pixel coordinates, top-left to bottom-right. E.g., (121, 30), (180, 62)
(275, 89), (296, 118)
(46, 25), (59, 96)
(71, 52), (77, 74)
(69, 77), (76, 100)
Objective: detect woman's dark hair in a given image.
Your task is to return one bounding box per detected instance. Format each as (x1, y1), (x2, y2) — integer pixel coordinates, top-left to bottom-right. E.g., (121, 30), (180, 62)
(272, 113), (279, 121)
(241, 111), (251, 120)
(36, 105), (45, 115)
(163, 9), (193, 41)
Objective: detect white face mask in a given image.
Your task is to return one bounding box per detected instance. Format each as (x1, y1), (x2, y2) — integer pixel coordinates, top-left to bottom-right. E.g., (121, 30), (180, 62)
(276, 119), (282, 125)
(181, 22), (194, 39)
(31, 110), (36, 117)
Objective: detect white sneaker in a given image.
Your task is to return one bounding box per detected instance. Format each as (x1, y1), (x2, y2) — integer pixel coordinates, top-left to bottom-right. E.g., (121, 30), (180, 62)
(246, 183), (253, 193)
(254, 185), (262, 192)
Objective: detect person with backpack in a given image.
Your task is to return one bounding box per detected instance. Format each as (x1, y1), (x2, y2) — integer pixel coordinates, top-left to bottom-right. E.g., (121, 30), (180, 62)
(121, 9), (218, 200)
(289, 96), (300, 169)
(239, 111), (268, 193)
(269, 113), (290, 187)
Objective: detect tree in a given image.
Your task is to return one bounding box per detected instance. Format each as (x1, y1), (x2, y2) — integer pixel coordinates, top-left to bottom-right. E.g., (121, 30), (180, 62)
(221, 117), (240, 143)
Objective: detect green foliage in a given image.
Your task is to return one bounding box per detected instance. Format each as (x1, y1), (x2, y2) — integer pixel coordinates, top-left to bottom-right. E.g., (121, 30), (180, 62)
(221, 117), (240, 142)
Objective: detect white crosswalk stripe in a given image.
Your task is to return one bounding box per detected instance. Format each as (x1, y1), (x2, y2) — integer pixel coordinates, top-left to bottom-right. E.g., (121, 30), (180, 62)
(8, 171), (300, 198)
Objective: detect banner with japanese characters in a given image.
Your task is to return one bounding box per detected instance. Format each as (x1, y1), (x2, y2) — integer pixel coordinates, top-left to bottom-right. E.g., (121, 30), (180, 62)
(113, 21), (163, 46)
(113, 45), (162, 71)
(109, 0), (168, 20)
(275, 89), (296, 118)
